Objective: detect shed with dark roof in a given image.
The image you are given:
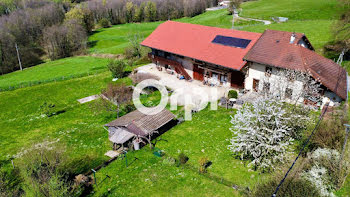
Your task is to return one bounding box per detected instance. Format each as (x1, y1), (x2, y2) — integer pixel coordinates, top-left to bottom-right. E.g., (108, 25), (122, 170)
(105, 108), (176, 147)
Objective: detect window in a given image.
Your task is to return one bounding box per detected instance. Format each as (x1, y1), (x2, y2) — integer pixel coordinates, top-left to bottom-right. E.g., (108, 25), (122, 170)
(286, 72), (296, 81)
(220, 75), (228, 83)
(212, 72), (219, 79)
(263, 82), (270, 93)
(265, 66), (272, 76)
(253, 79), (259, 92)
(285, 88), (293, 99)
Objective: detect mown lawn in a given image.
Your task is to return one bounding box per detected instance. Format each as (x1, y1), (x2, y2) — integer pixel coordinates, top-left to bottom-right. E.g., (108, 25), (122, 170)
(0, 56), (110, 91)
(241, 20), (335, 54)
(240, 0), (343, 20)
(0, 72), (133, 172)
(88, 22), (162, 55)
(92, 107), (269, 196)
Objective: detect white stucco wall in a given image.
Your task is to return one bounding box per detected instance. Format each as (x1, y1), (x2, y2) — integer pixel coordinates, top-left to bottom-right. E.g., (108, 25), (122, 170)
(245, 62), (343, 106)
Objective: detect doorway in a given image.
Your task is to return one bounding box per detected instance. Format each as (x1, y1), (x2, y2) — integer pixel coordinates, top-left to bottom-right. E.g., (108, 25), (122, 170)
(253, 79), (259, 92)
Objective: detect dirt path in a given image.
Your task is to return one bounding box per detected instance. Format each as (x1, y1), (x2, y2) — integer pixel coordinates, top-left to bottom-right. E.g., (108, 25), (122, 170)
(234, 13), (272, 25)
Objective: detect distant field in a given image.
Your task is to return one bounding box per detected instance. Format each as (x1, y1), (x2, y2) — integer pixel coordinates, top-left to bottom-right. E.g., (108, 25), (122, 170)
(89, 22), (162, 55)
(0, 56), (109, 90)
(89, 5), (337, 55)
(240, 0), (342, 20)
(88, 10), (263, 55)
(242, 20), (335, 54)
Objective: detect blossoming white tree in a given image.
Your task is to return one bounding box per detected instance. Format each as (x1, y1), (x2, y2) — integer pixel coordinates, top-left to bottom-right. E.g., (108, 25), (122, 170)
(228, 97), (295, 171)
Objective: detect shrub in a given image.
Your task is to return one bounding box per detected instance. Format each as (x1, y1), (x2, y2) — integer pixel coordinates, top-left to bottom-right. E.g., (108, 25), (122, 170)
(228, 90), (238, 99)
(309, 109), (346, 152)
(178, 152), (189, 165)
(253, 176), (319, 197)
(198, 157), (209, 173)
(39, 102), (56, 117)
(304, 148), (347, 192)
(0, 166), (23, 197)
(162, 157), (176, 166)
(107, 59), (127, 78)
(302, 165), (335, 197)
(124, 103), (136, 113)
(98, 18), (110, 28)
(18, 146), (81, 197)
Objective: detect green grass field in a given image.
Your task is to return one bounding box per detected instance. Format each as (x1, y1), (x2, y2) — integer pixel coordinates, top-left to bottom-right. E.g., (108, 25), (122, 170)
(93, 107), (269, 196)
(240, 0), (342, 20)
(0, 0), (348, 195)
(242, 20), (335, 54)
(89, 0), (340, 55)
(0, 56), (109, 91)
(0, 72), (116, 166)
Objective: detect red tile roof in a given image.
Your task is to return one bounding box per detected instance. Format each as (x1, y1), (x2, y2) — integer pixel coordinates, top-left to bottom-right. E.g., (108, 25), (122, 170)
(244, 29), (347, 100)
(141, 21), (262, 70)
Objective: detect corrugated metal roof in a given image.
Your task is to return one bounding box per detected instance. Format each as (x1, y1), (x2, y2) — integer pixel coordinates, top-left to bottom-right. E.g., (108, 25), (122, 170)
(105, 108), (175, 136)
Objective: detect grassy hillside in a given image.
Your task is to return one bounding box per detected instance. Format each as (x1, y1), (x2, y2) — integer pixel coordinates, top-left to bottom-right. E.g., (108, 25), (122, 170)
(93, 107), (269, 196)
(88, 10), (263, 55)
(242, 20), (334, 54)
(240, 0), (342, 20)
(89, 22), (162, 55)
(0, 72), (113, 161)
(89, 0), (339, 55)
(0, 56), (109, 91)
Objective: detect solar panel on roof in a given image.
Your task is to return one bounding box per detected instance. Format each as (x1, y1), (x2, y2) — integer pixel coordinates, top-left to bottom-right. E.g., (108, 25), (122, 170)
(212, 35), (251, 49)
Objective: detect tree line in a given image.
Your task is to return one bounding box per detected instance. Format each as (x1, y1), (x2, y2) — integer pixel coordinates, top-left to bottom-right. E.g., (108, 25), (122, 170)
(0, 0), (218, 75)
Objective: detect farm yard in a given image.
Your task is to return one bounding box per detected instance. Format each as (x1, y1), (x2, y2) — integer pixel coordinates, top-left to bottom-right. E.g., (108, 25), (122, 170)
(0, 0), (349, 196)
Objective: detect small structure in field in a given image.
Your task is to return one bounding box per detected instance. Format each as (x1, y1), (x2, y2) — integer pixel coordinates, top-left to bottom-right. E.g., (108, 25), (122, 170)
(105, 108), (175, 150)
(272, 17), (289, 23)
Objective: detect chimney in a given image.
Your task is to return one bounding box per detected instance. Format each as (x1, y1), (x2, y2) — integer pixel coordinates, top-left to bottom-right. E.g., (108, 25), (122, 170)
(290, 32), (296, 44)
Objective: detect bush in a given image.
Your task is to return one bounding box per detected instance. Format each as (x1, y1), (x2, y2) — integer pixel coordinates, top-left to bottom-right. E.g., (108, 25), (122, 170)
(124, 103), (136, 113)
(98, 18), (110, 28)
(107, 59), (127, 78)
(198, 157), (209, 173)
(304, 148), (347, 192)
(178, 152), (189, 165)
(228, 90), (238, 99)
(0, 166), (23, 197)
(18, 146), (82, 197)
(162, 157), (176, 166)
(39, 102), (56, 117)
(308, 108), (346, 152)
(253, 176), (319, 197)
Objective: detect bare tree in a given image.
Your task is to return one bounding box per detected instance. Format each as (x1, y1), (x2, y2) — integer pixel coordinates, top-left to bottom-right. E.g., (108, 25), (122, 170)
(42, 19), (87, 60)
(101, 83), (133, 118)
(228, 0), (242, 14)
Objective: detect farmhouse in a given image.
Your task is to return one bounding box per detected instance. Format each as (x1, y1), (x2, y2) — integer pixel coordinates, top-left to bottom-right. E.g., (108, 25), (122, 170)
(105, 108), (175, 150)
(141, 21), (347, 106)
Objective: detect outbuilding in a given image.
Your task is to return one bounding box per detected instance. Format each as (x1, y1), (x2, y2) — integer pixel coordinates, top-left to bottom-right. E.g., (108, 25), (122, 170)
(105, 108), (176, 150)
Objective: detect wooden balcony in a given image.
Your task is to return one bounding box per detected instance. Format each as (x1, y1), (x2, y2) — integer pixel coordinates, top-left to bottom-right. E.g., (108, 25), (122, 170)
(148, 53), (192, 81)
